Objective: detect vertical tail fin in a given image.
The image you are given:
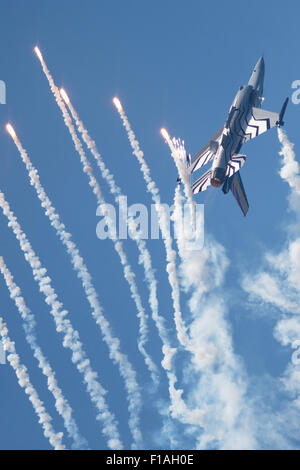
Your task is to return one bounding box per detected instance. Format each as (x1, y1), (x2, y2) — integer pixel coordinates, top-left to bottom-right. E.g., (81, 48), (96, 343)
(231, 171), (249, 216)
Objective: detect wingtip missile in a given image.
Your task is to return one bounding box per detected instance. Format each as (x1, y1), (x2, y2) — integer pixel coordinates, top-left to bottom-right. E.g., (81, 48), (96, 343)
(277, 97), (289, 127)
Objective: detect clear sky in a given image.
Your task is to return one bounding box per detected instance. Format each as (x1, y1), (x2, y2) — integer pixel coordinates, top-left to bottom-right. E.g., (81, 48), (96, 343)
(0, 0), (300, 450)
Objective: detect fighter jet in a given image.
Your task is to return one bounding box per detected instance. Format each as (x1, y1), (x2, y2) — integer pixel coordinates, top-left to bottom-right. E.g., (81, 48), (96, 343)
(189, 57), (288, 216)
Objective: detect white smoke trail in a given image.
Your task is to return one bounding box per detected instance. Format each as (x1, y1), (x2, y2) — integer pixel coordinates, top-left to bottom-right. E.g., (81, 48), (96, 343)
(158, 134), (252, 446)
(114, 102), (255, 447)
(173, 168), (254, 446)
(167, 134), (253, 445)
(0, 255), (87, 449)
(34, 48), (157, 386)
(263, 129), (300, 447)
(0, 317), (65, 450)
(240, 129), (300, 448)
(63, 95), (159, 383)
(112, 103), (216, 442)
(7, 125), (143, 448)
(172, 184), (186, 260)
(176, 232), (255, 448)
(243, 129), (300, 313)
(244, 128), (300, 314)
(114, 103), (189, 349)
(167, 137), (196, 224)
(0, 190), (123, 450)
(277, 128), (300, 192)
(173, 129), (300, 448)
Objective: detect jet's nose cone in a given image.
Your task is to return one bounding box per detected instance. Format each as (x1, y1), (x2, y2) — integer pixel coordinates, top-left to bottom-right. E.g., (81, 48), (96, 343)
(254, 56), (265, 73)
(248, 56), (265, 90)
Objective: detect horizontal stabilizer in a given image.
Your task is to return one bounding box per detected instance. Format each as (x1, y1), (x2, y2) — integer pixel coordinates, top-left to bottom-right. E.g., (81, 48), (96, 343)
(192, 169), (212, 194)
(226, 154), (246, 178)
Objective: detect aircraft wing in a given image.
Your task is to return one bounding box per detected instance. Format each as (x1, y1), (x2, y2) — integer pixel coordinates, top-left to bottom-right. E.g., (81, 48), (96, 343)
(230, 171), (249, 216)
(190, 125), (224, 173)
(241, 107), (279, 143)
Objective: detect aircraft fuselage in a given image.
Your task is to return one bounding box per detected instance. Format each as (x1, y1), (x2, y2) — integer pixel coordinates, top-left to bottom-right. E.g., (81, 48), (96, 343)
(211, 57), (265, 188)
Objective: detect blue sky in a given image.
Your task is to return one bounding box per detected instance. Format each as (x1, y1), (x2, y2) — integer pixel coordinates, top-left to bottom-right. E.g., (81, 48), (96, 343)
(0, 0), (300, 450)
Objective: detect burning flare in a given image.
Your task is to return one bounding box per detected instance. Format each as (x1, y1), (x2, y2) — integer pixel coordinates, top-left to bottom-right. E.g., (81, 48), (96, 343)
(34, 46), (43, 61)
(6, 123), (16, 140)
(113, 97), (123, 113)
(160, 128), (170, 141)
(60, 88), (70, 105)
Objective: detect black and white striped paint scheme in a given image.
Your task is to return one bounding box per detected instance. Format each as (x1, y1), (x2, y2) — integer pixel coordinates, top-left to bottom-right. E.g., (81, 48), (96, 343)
(189, 56), (288, 215)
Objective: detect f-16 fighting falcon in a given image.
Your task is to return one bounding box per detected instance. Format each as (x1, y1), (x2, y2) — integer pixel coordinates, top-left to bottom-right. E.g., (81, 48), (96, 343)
(189, 57), (288, 215)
